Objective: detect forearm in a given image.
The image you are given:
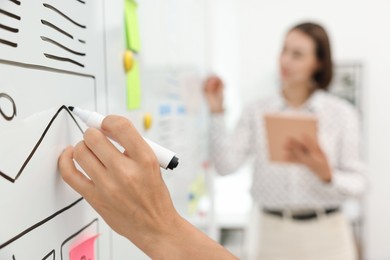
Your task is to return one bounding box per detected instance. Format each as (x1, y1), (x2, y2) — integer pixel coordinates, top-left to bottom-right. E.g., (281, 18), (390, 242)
(137, 215), (237, 260)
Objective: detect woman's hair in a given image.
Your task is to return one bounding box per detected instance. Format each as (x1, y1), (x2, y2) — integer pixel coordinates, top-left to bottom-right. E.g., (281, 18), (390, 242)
(290, 22), (333, 90)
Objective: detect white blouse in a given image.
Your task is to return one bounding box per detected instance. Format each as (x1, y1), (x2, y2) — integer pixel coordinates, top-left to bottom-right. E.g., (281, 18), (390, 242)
(209, 89), (367, 210)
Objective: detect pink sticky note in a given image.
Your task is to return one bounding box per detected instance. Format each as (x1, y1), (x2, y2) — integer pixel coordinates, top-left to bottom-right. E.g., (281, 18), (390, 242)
(69, 234), (99, 260)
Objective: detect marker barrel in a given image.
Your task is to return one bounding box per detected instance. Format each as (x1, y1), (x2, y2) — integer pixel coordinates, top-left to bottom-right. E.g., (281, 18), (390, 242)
(70, 107), (179, 170)
(144, 138), (178, 170)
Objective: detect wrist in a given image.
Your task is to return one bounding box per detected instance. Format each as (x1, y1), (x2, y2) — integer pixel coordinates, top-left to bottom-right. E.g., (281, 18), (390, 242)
(145, 215), (193, 259)
(123, 209), (184, 259)
(143, 215), (238, 260)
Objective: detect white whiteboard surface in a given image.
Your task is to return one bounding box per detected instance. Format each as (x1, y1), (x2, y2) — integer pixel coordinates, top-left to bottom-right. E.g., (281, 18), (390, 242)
(0, 63), (100, 259)
(0, 0), (110, 259)
(1, 0), (212, 258)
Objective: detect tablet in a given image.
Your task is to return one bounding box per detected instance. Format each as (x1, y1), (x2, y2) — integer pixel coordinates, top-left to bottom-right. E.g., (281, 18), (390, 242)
(264, 113), (318, 163)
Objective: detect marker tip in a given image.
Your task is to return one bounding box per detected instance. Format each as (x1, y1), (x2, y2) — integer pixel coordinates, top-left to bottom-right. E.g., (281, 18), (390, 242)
(68, 106), (74, 111)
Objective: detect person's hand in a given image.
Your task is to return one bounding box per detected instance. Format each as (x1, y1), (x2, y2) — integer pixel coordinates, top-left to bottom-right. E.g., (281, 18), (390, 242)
(59, 115), (238, 259)
(58, 115), (180, 256)
(203, 75), (224, 113)
(285, 135), (332, 183)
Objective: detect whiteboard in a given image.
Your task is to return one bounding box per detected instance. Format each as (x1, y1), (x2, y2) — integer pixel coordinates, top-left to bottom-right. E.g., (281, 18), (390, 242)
(1, 0), (211, 258)
(0, 0), (109, 259)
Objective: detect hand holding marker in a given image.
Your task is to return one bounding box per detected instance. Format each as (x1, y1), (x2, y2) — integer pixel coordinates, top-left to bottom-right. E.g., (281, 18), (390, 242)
(68, 106), (179, 170)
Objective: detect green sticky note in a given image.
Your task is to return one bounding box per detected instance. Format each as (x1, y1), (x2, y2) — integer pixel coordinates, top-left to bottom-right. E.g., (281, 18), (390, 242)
(125, 0), (141, 52)
(127, 61), (141, 110)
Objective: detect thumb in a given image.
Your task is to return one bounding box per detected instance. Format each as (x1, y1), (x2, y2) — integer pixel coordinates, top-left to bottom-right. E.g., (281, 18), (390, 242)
(303, 135), (321, 154)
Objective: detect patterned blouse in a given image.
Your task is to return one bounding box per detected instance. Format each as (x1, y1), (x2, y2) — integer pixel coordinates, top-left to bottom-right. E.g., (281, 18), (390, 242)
(209, 89), (367, 210)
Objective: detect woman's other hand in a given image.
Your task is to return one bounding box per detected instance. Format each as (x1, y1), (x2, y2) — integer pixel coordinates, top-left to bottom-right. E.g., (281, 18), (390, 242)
(203, 75), (224, 113)
(285, 135), (332, 183)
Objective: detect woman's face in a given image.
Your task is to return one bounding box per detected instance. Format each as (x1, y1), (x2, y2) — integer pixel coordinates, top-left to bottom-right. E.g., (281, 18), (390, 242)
(279, 29), (320, 86)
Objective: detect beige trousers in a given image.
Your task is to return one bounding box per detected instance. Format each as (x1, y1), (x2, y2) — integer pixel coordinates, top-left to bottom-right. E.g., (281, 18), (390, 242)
(259, 211), (357, 260)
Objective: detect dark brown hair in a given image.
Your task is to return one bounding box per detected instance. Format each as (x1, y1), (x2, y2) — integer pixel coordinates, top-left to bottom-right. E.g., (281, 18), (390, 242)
(290, 22), (333, 90)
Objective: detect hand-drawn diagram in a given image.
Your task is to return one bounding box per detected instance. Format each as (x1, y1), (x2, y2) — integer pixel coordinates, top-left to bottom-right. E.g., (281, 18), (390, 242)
(8, 219), (99, 260)
(42, 250), (55, 260)
(0, 105), (81, 183)
(0, 93), (17, 121)
(0, 62), (100, 259)
(0, 104), (90, 251)
(0, 0), (21, 48)
(41, 2), (88, 68)
(1, 0), (90, 70)
(1, 0), (105, 258)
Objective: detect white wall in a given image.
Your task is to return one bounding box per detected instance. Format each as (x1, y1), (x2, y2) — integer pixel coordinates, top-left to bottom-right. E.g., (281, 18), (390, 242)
(234, 1), (390, 259)
(206, 0), (242, 127)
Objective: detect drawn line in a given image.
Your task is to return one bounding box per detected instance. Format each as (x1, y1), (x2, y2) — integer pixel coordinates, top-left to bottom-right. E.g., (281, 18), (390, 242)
(0, 9), (20, 20)
(44, 53), (85, 68)
(8, 0), (21, 5)
(0, 58), (94, 80)
(42, 249), (55, 260)
(41, 36), (86, 56)
(0, 93), (17, 121)
(60, 219), (98, 260)
(76, 0), (86, 4)
(0, 105), (83, 183)
(0, 61), (97, 251)
(0, 38), (17, 47)
(12, 255), (15, 260)
(0, 23), (18, 33)
(78, 39), (86, 44)
(43, 4), (86, 29)
(0, 197), (84, 249)
(41, 20), (73, 39)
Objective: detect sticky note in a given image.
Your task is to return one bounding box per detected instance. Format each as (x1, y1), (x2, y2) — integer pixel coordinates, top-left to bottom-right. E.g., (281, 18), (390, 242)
(69, 234), (99, 260)
(127, 61), (141, 110)
(188, 175), (206, 215)
(125, 0), (141, 52)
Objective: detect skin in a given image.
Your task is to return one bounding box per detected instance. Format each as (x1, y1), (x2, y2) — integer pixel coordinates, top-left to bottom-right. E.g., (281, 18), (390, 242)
(59, 115), (237, 260)
(204, 29), (332, 183)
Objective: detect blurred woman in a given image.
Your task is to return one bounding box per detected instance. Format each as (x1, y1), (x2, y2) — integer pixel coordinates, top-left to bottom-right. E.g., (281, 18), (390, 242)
(204, 22), (367, 260)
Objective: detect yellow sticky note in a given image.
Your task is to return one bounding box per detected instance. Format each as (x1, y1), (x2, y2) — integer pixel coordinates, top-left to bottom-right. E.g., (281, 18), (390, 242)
(125, 0), (141, 52)
(188, 175), (206, 215)
(127, 61), (141, 110)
